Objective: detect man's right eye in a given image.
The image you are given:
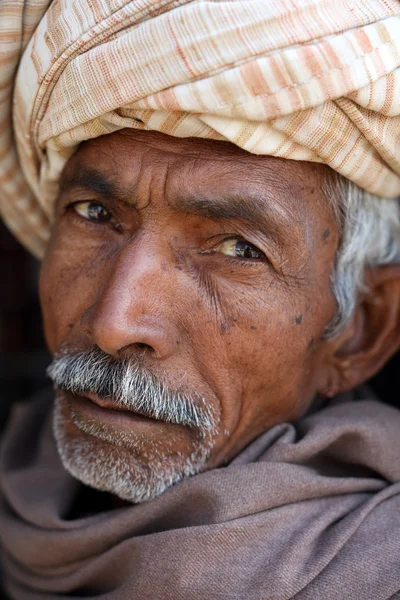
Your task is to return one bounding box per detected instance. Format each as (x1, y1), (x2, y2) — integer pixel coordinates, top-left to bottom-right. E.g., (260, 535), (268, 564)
(72, 201), (112, 223)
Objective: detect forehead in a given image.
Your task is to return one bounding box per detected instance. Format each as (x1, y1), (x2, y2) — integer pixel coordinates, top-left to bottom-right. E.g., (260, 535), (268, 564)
(62, 129), (336, 230)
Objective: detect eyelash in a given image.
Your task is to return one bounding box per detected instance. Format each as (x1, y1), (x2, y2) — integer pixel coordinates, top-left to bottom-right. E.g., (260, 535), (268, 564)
(63, 200), (118, 228)
(223, 255), (267, 268)
(62, 201), (268, 265)
(202, 236), (268, 266)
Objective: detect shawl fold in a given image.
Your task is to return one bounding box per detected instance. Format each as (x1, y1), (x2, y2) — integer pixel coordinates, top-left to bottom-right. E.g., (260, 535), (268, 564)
(0, 0), (400, 257)
(0, 388), (399, 599)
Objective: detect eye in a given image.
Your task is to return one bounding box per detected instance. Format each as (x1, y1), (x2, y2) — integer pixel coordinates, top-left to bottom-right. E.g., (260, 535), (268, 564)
(216, 238), (266, 260)
(72, 201), (112, 223)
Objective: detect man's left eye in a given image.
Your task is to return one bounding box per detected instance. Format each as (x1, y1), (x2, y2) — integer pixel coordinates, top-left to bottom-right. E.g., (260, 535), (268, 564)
(73, 201), (112, 222)
(216, 238), (265, 260)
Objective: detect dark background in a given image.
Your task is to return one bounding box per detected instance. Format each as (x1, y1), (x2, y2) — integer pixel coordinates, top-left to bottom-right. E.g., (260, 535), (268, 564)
(0, 220), (50, 432)
(1, 218), (399, 435)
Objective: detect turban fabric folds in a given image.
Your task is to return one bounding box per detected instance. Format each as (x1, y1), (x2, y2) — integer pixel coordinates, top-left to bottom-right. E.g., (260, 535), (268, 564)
(0, 0), (400, 257)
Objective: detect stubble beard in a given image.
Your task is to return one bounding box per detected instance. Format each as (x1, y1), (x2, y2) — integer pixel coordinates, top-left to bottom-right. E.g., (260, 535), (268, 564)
(52, 393), (216, 504)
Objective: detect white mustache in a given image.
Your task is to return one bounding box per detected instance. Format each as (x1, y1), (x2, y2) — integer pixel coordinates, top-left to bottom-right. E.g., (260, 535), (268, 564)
(47, 347), (215, 431)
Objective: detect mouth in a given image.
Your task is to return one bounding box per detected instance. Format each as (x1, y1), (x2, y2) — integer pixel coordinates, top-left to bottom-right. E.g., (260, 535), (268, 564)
(61, 390), (165, 428)
(85, 392), (158, 420)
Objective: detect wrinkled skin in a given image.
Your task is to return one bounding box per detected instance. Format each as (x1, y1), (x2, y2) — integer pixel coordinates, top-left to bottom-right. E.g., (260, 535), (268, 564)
(40, 130), (398, 498)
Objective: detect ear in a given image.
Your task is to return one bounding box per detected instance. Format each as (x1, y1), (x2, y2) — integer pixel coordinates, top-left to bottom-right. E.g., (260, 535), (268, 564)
(320, 264), (400, 395)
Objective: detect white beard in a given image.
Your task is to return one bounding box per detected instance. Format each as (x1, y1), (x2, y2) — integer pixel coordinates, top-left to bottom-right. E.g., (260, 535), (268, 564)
(52, 395), (215, 504)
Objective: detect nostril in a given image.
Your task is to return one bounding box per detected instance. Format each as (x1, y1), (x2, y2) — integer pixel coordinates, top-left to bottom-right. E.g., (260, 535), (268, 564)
(116, 341), (155, 360)
(135, 342), (153, 352)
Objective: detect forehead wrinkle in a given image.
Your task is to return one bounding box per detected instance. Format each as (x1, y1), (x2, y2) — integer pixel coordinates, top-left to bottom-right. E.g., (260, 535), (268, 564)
(168, 151), (316, 220)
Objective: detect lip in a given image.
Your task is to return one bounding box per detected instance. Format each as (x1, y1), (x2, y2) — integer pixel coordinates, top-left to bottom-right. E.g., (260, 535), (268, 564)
(63, 390), (164, 427)
(84, 391), (153, 417)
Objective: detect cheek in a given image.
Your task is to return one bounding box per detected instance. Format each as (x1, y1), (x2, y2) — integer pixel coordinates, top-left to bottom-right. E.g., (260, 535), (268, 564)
(194, 286), (327, 432)
(39, 233), (105, 353)
(244, 312), (329, 421)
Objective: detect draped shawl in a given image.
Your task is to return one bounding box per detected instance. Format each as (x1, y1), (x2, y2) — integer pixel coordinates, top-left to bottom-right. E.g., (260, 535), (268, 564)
(0, 389), (400, 599)
(1, 0), (400, 257)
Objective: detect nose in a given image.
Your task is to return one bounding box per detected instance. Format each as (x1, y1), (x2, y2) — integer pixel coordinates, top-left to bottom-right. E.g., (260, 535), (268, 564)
(80, 243), (178, 359)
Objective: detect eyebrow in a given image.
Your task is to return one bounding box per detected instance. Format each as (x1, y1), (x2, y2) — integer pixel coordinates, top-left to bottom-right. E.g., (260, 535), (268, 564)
(59, 166), (130, 205)
(169, 190), (294, 240)
(59, 165), (295, 239)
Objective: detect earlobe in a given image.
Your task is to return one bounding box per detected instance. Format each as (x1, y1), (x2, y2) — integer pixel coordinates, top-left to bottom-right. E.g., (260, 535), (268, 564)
(324, 265), (400, 394)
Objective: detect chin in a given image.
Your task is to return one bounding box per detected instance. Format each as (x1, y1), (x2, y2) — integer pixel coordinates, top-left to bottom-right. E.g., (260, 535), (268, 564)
(52, 395), (216, 504)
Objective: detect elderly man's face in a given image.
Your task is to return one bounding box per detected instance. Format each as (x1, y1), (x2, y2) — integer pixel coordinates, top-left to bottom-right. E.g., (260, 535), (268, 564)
(40, 130), (340, 502)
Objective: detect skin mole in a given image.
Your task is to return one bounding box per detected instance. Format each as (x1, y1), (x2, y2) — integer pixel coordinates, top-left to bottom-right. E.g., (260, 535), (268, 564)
(221, 317), (236, 334)
(322, 228), (331, 242)
(295, 315), (303, 325)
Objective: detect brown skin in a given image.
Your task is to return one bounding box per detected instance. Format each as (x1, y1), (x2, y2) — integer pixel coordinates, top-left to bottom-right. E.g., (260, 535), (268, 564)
(40, 129), (400, 473)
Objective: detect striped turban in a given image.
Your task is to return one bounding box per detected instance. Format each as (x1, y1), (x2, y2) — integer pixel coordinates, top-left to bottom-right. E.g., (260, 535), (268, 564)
(1, 0), (400, 257)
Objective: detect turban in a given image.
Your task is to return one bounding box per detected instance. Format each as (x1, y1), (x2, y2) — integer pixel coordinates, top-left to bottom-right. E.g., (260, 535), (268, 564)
(1, 0), (400, 258)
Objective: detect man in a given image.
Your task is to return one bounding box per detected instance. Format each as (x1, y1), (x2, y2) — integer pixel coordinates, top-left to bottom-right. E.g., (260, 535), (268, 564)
(0, 0), (400, 598)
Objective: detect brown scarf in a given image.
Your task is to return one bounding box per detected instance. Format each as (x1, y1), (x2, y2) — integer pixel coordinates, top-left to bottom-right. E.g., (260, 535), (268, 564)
(1, 388), (400, 599)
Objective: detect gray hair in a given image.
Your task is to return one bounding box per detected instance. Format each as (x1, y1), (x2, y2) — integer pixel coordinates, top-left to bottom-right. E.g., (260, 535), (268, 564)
(325, 175), (400, 337)
(47, 346), (216, 431)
